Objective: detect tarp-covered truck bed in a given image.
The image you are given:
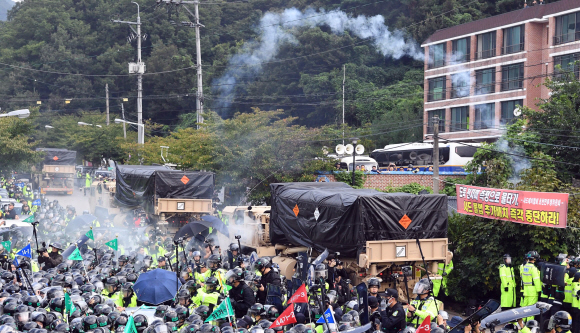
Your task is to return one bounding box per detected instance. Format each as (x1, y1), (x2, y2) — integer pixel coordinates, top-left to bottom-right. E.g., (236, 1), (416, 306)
(269, 182), (447, 258)
(115, 165), (215, 213)
(36, 148), (76, 165)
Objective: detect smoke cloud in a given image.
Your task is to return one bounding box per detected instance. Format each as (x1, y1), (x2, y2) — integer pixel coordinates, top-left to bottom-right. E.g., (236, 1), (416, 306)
(211, 7), (424, 112)
(495, 137), (532, 184)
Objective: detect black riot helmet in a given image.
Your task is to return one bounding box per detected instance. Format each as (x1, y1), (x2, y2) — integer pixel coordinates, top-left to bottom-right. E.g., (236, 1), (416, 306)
(133, 314), (148, 333)
(549, 311), (572, 331)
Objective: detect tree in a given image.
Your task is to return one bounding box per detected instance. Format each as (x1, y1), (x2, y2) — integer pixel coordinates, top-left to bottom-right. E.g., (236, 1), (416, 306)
(446, 121), (580, 302)
(0, 109), (42, 171)
(523, 70), (580, 181)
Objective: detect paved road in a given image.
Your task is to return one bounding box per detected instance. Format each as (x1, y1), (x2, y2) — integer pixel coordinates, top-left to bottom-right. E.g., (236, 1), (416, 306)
(44, 187), (90, 212)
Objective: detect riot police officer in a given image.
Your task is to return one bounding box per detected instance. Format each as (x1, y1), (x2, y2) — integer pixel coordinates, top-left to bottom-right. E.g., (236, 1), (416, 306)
(255, 257), (281, 304)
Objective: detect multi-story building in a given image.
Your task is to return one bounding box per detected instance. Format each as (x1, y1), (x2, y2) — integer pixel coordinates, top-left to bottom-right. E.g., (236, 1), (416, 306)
(422, 0), (580, 142)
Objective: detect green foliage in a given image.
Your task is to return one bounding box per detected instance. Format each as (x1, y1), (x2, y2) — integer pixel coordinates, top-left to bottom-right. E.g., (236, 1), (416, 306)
(333, 170), (366, 188)
(384, 182), (432, 194)
(442, 177), (467, 196)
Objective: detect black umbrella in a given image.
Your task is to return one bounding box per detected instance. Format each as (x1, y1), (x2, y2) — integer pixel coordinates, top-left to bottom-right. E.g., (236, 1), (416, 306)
(200, 215), (229, 237)
(65, 215), (97, 234)
(173, 220), (211, 241)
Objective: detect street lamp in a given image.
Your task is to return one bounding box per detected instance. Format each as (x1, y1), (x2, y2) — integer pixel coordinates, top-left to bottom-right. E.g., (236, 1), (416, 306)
(78, 122), (102, 128)
(115, 119), (144, 144)
(351, 137), (358, 186)
(45, 125), (54, 129)
(0, 109), (30, 119)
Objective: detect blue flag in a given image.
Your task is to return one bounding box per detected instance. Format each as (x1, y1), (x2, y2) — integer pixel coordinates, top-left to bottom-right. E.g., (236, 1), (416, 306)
(12, 258), (18, 268)
(32, 199), (41, 206)
(16, 244), (32, 258)
(316, 308), (336, 324)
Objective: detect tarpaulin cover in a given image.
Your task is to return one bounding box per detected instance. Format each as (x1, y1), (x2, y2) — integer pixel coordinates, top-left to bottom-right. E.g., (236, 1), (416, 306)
(115, 165), (169, 207)
(269, 182), (448, 258)
(36, 148), (76, 165)
(143, 170), (214, 214)
(115, 165), (215, 210)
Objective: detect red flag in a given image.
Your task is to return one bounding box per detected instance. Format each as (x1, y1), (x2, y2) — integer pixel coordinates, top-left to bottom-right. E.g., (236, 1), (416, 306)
(416, 316), (431, 333)
(269, 303), (297, 328)
(287, 284), (308, 304)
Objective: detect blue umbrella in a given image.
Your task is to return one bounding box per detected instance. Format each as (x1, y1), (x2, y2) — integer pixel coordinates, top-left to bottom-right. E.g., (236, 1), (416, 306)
(201, 215), (230, 237)
(132, 268), (182, 305)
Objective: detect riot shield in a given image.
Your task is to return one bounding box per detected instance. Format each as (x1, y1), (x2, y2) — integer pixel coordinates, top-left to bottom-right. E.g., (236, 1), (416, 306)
(449, 299), (500, 333)
(266, 283), (283, 312)
(480, 303), (550, 328)
(297, 252), (309, 283)
(308, 249), (329, 286)
(540, 263), (566, 287)
(356, 282), (369, 325)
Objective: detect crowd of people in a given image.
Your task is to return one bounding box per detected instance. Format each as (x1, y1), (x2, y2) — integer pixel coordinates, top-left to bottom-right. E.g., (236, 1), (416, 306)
(0, 180), (572, 333)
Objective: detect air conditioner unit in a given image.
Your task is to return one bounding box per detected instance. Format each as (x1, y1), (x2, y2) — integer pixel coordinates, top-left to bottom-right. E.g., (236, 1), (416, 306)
(128, 62), (146, 74)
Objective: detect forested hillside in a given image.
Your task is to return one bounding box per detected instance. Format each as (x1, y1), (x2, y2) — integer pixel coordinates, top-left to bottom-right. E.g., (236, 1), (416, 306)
(0, 0), (531, 144)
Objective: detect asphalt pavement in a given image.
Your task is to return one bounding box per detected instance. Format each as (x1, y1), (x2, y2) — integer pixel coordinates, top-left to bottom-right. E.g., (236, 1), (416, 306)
(44, 187), (90, 212)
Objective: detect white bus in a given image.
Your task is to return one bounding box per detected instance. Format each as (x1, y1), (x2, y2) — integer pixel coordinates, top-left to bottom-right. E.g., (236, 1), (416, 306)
(370, 142), (481, 172)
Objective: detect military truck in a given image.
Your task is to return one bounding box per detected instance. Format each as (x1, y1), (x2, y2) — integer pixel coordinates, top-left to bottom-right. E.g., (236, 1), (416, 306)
(113, 165), (215, 230)
(224, 182), (451, 303)
(34, 148), (76, 195)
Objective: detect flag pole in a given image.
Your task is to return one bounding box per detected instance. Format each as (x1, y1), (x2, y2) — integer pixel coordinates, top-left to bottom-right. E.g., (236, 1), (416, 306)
(76, 244), (89, 277)
(225, 297), (237, 330)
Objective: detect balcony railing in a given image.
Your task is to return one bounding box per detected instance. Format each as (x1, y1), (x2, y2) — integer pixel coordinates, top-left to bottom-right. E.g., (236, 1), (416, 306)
(473, 120), (494, 130)
(475, 83), (495, 95)
(428, 59), (446, 69)
(501, 43), (524, 55)
(501, 79), (523, 91)
(553, 31), (580, 46)
(475, 48), (496, 60)
(450, 122), (469, 132)
(451, 87), (470, 99)
(426, 123), (446, 134)
(427, 90), (446, 102)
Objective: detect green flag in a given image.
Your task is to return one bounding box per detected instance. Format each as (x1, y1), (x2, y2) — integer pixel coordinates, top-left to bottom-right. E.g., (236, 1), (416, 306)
(105, 238), (118, 251)
(85, 229), (94, 241)
(68, 248), (83, 261)
(1, 241), (11, 253)
(22, 215), (34, 223)
(124, 315), (138, 333)
(64, 293), (76, 316)
(205, 297), (234, 322)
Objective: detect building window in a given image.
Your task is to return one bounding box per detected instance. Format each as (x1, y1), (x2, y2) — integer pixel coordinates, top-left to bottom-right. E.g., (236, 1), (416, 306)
(554, 53), (580, 79)
(474, 103), (495, 130)
(501, 99), (523, 125)
(554, 12), (580, 45)
(451, 106), (469, 132)
(429, 43), (446, 69)
(502, 25), (524, 54)
(501, 63), (524, 91)
(427, 109), (446, 134)
(451, 72), (470, 98)
(475, 68), (495, 95)
(476, 31), (496, 60)
(428, 77), (446, 101)
(451, 37), (470, 64)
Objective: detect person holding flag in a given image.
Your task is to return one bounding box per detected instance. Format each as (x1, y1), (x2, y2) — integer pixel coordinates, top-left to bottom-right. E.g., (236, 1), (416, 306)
(226, 268), (255, 318)
(38, 242), (63, 270)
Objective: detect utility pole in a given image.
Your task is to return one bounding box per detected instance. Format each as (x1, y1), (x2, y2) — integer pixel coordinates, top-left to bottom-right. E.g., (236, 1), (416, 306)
(121, 103), (127, 140)
(173, 0), (205, 128)
(433, 116), (440, 194)
(105, 84), (109, 125)
(113, 2), (145, 144)
(342, 65), (345, 145)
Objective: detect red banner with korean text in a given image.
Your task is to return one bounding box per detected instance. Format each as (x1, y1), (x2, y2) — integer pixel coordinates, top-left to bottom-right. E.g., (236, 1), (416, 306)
(456, 185), (569, 228)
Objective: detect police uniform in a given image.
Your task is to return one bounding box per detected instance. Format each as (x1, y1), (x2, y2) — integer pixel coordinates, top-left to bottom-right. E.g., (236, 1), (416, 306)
(380, 289), (406, 333)
(500, 263), (517, 309)
(407, 296), (438, 327)
(433, 260), (453, 297)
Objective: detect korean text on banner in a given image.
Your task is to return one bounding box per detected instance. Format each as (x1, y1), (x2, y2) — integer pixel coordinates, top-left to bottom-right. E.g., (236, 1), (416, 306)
(456, 185), (569, 228)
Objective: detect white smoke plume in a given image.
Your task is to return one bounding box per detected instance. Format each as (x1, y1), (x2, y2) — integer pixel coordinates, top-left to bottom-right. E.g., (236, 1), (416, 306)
(211, 7), (424, 112)
(495, 137), (532, 184)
